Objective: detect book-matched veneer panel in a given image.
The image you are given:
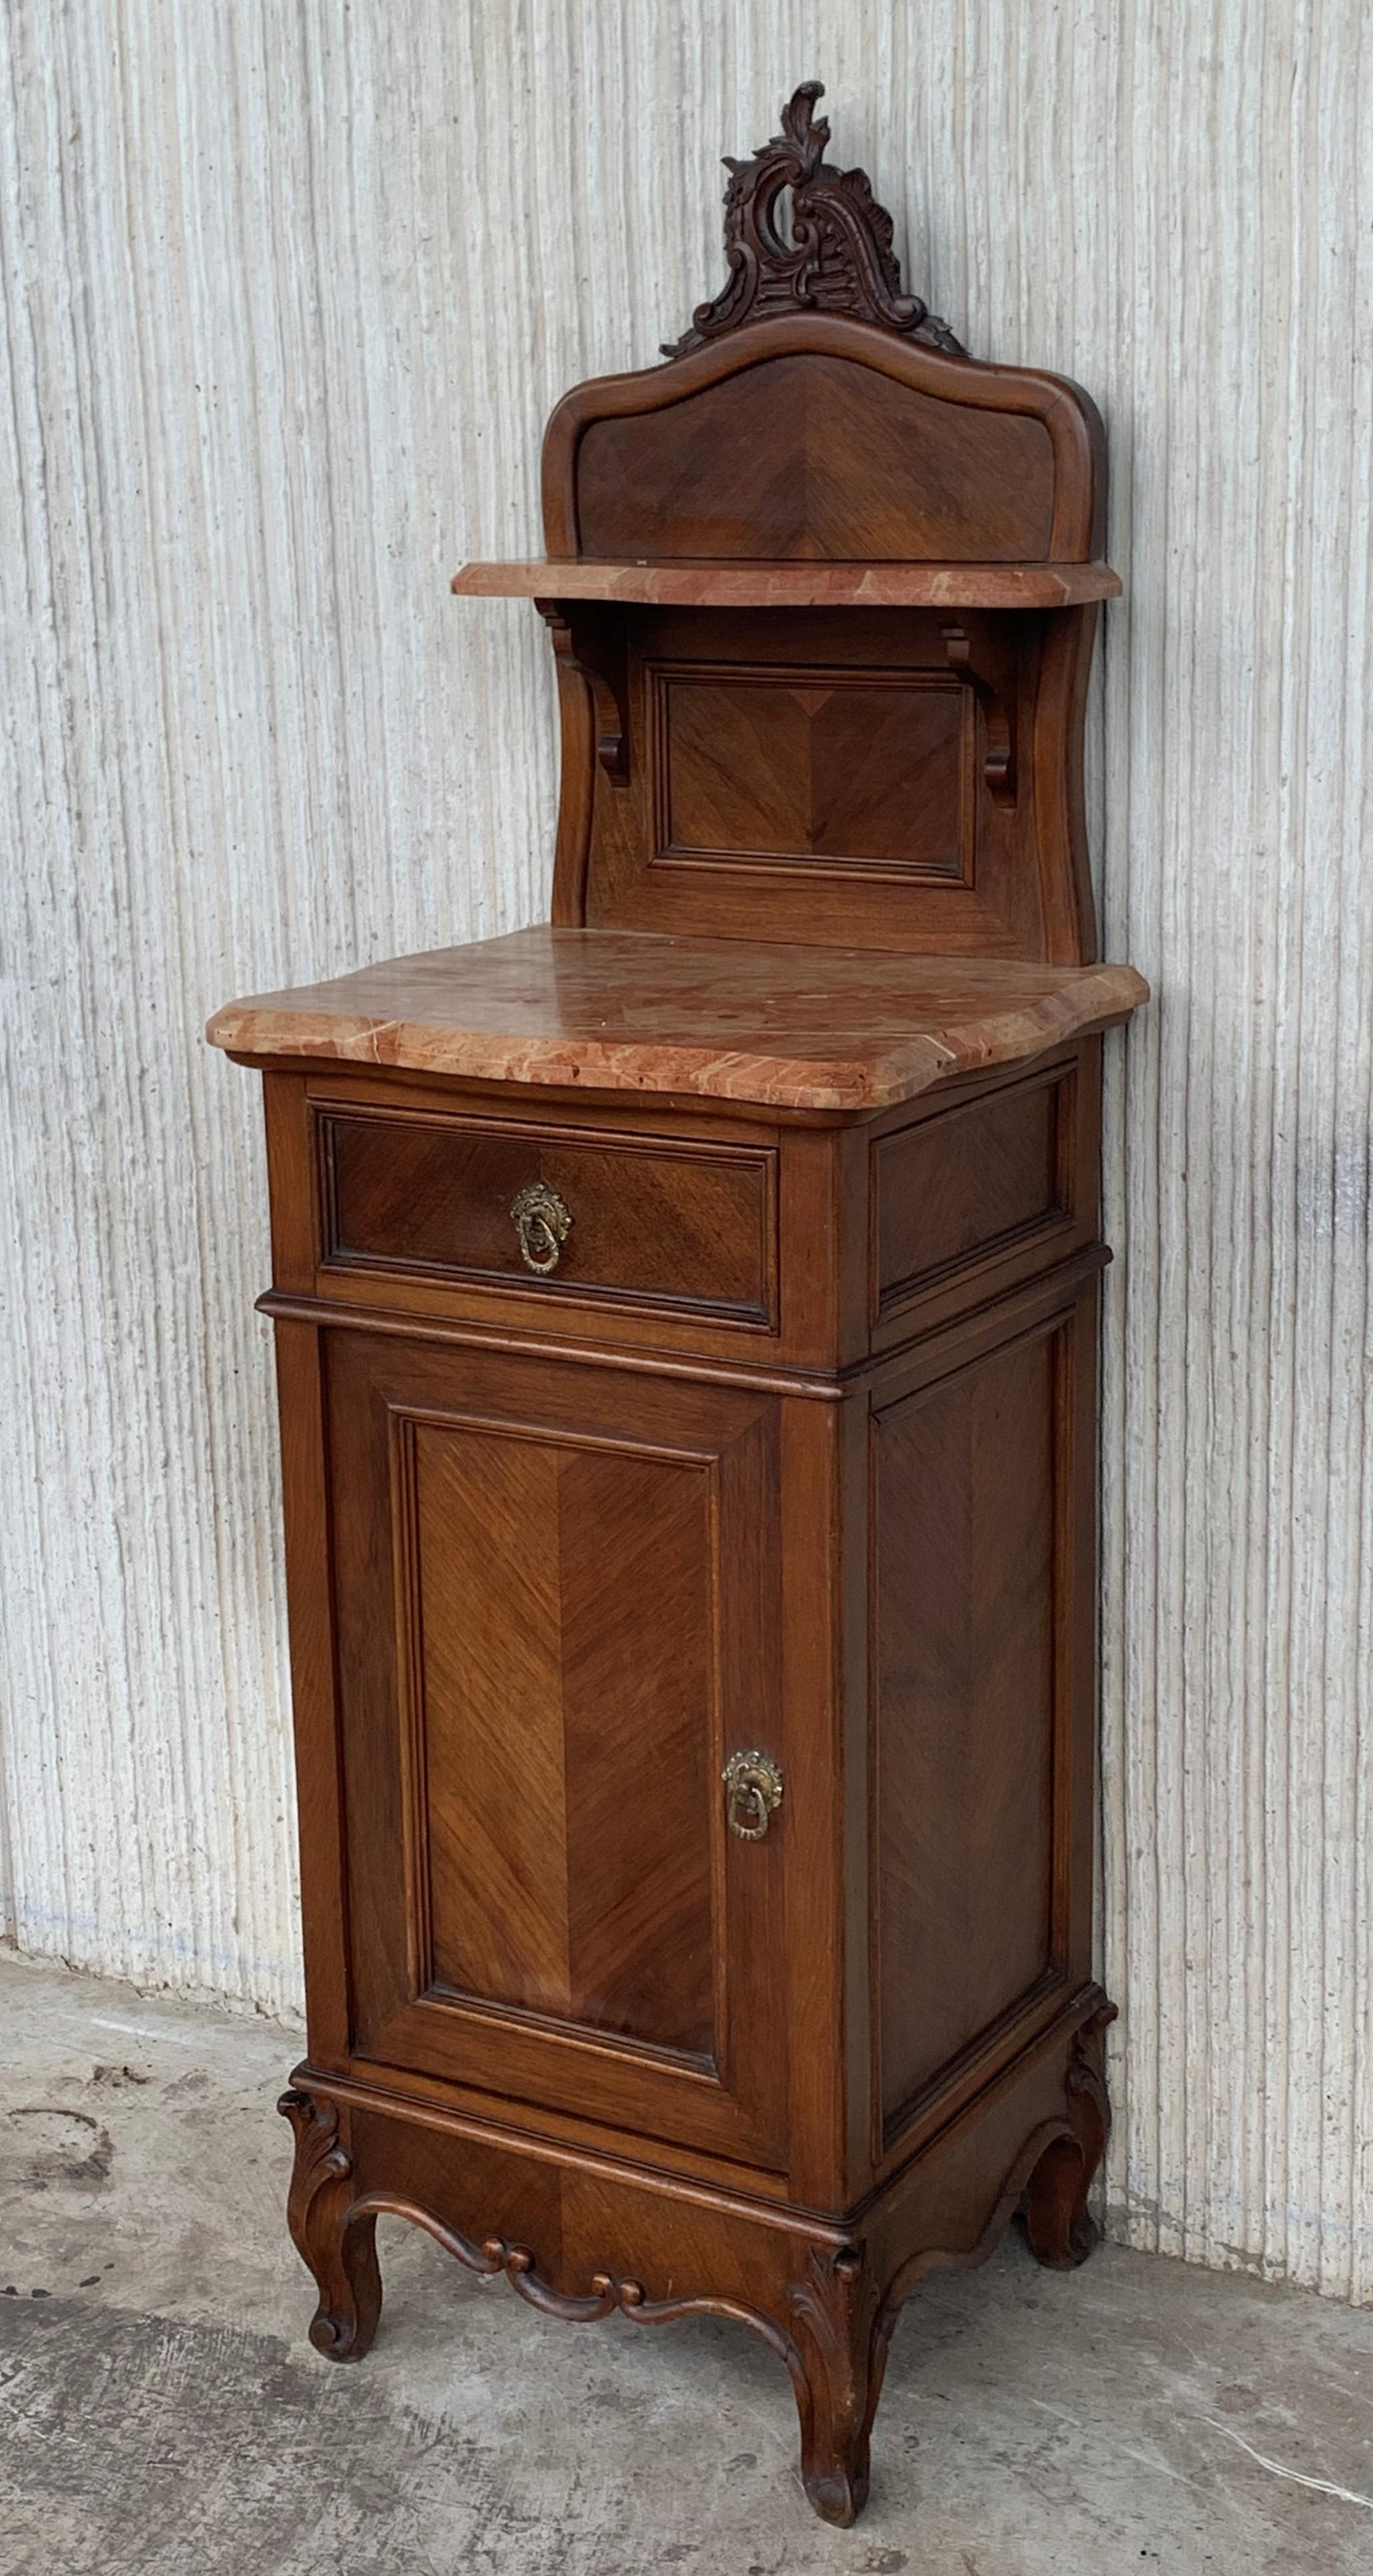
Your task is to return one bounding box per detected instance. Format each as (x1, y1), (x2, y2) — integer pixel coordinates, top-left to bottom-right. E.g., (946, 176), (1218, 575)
(651, 661), (975, 882)
(260, 1048), (1103, 1386)
(272, 1066), (840, 1368)
(412, 1418), (716, 2053)
(571, 353), (1058, 563)
(574, 605), (1053, 957)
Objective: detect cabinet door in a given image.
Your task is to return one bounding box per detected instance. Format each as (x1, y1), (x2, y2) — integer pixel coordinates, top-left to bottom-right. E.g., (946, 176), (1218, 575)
(323, 1330), (788, 2173)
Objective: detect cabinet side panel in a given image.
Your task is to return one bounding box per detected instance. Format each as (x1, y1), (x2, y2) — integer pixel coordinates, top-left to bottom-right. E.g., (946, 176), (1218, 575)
(874, 1069), (1068, 1315)
(272, 1318), (349, 2062)
(874, 1334), (1055, 2137)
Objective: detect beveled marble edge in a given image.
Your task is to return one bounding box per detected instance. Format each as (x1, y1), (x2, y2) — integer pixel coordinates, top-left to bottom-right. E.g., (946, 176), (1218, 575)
(449, 558), (1123, 609)
(206, 963), (1149, 1114)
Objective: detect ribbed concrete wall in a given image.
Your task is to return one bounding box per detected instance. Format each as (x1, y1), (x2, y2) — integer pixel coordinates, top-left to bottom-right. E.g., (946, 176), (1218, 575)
(2, 2), (1369, 2298)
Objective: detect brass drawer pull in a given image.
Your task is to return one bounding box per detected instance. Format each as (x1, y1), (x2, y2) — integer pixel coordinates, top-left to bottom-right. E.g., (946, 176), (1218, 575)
(511, 1182), (573, 1274)
(723, 1749), (783, 1841)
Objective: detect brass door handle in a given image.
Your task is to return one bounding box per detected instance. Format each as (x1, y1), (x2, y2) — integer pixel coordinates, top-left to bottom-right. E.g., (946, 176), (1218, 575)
(511, 1182), (573, 1275)
(723, 1749), (783, 1841)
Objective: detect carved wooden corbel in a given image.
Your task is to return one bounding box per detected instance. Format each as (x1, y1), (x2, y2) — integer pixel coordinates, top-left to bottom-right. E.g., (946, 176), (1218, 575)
(941, 621), (1017, 805)
(535, 601), (629, 783)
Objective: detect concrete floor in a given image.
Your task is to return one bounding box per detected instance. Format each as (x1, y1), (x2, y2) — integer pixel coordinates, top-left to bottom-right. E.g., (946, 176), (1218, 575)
(1, 1955), (1371, 2575)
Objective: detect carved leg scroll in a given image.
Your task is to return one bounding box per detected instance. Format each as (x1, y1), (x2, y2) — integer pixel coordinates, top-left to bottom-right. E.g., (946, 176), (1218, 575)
(787, 2244), (890, 2527)
(1022, 2002), (1115, 2270)
(279, 2089), (382, 2361)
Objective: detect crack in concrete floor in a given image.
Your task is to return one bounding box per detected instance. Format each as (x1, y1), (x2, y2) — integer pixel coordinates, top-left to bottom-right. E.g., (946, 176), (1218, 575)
(2, 1950), (1371, 2574)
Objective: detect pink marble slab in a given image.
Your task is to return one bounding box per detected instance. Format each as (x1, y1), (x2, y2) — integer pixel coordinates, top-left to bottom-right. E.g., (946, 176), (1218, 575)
(208, 928), (1148, 1114)
(450, 559), (1123, 609)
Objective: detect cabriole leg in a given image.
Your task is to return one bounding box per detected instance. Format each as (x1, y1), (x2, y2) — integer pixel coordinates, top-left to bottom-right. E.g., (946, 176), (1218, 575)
(787, 2243), (890, 2527)
(279, 2087), (382, 2360)
(1023, 2002), (1114, 2270)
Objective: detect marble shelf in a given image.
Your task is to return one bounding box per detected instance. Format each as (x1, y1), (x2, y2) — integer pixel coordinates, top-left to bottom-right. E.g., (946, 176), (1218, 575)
(450, 559), (1122, 610)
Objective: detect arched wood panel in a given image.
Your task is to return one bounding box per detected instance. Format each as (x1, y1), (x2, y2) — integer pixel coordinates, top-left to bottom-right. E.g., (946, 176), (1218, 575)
(542, 316), (1105, 565)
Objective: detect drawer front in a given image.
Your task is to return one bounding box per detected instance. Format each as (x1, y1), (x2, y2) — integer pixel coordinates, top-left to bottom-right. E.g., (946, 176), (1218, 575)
(317, 1105), (776, 1325)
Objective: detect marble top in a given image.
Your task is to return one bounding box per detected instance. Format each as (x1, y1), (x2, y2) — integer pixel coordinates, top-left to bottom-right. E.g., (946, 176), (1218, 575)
(207, 928), (1147, 1114)
(451, 559), (1123, 610)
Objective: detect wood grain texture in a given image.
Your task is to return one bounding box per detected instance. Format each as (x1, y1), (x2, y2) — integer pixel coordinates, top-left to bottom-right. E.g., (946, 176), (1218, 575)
(873, 1066), (1069, 1314)
(655, 666), (973, 878)
(322, 1329), (788, 2170)
(415, 1420), (716, 2053)
(417, 1425), (573, 2017)
(556, 601), (1085, 959)
(571, 356), (1058, 563)
(541, 314), (1103, 563)
(873, 1332), (1058, 2139)
(320, 1103), (774, 1323)
(531, 290), (1107, 964)
(5, 3), (1372, 2313)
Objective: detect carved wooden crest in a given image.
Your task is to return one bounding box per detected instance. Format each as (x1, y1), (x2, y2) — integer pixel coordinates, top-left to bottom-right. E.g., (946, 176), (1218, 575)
(663, 81), (963, 360)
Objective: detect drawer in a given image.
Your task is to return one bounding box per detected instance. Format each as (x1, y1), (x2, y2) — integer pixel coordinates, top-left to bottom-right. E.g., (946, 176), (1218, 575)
(315, 1103), (776, 1325)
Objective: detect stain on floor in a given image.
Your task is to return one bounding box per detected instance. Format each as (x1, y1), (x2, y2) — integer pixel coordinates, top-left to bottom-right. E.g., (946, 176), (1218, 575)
(2, 1951), (1372, 2574)
(3, 2103), (115, 2189)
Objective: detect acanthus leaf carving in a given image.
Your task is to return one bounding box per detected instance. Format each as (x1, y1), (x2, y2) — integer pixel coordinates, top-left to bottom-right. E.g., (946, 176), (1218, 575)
(662, 82), (963, 361)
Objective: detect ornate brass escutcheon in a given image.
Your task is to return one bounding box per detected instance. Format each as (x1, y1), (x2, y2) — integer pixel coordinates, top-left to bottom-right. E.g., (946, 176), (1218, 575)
(722, 1748), (784, 1841)
(510, 1181), (573, 1275)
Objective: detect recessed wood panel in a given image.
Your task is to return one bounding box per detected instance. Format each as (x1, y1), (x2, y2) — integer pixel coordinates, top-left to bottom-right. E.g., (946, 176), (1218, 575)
(874, 1069), (1071, 1314)
(320, 1107), (774, 1324)
(575, 607), (1052, 956)
(574, 354), (1057, 561)
(653, 664), (971, 882)
(874, 1331), (1059, 2142)
(413, 1419), (714, 2055)
(324, 1330), (789, 2171)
